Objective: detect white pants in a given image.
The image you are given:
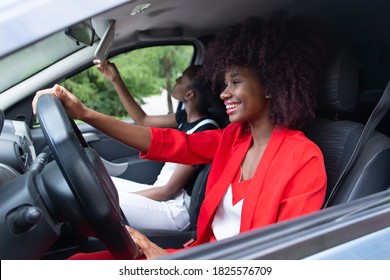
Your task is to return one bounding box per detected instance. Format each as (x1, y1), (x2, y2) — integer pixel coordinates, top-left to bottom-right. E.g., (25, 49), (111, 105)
(112, 176), (191, 231)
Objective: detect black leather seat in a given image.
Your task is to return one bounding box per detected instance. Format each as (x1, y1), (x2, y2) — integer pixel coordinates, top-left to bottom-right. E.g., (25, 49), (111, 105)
(304, 46), (390, 208)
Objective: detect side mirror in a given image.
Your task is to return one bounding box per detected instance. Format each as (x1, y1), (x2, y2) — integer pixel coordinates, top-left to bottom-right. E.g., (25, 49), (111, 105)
(65, 20), (96, 46)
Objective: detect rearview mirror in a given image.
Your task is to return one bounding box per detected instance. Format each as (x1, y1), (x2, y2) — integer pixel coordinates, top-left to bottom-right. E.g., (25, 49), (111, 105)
(65, 20), (96, 46)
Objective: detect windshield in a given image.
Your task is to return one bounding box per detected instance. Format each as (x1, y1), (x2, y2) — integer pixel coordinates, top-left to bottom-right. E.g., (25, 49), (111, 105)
(0, 30), (87, 93)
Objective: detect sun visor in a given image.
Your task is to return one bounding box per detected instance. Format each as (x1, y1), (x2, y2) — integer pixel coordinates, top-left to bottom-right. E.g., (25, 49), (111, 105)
(94, 20), (116, 61)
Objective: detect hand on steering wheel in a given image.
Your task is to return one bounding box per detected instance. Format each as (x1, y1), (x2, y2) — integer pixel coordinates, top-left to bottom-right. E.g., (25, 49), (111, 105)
(36, 93), (138, 259)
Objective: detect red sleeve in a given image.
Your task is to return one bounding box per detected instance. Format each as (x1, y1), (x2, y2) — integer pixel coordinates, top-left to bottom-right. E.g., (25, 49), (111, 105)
(139, 127), (223, 165)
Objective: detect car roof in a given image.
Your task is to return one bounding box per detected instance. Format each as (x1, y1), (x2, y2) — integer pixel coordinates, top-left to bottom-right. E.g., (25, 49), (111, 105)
(3, 0), (388, 58)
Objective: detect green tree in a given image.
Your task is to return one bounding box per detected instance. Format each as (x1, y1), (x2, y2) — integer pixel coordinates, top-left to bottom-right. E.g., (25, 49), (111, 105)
(155, 45), (194, 113)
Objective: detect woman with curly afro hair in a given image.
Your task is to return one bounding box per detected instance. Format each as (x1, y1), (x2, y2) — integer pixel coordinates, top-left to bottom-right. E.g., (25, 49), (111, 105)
(202, 15), (328, 130)
(33, 15), (328, 260)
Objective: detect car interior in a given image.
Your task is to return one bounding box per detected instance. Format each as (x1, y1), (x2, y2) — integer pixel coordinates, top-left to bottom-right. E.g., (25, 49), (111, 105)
(304, 45), (390, 207)
(1, 0), (390, 259)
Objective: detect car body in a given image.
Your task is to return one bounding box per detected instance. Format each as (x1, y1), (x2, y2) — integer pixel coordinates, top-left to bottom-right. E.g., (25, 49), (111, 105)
(1, 0), (390, 260)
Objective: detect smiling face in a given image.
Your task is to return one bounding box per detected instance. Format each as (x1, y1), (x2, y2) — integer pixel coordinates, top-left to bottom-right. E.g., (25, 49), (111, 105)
(220, 66), (270, 126)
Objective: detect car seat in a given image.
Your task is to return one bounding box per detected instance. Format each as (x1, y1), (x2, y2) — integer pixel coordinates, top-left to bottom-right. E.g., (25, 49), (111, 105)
(304, 45), (390, 208)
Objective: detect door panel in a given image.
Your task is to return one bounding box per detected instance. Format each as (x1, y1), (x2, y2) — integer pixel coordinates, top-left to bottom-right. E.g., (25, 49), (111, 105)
(79, 122), (164, 183)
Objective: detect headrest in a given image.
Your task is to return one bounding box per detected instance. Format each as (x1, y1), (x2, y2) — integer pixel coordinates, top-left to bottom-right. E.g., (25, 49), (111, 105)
(317, 45), (359, 116)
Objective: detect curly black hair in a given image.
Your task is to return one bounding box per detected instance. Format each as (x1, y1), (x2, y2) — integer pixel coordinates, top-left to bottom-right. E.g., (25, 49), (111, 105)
(202, 15), (329, 129)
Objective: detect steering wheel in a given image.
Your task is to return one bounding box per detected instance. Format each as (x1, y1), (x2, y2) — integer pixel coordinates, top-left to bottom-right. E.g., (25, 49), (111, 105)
(36, 94), (138, 259)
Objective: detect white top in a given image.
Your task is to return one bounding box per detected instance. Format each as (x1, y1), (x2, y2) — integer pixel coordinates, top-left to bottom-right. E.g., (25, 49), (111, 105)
(211, 185), (243, 240)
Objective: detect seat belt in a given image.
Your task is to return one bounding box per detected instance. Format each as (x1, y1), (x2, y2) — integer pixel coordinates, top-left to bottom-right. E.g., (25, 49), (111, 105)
(185, 119), (220, 134)
(324, 79), (390, 207)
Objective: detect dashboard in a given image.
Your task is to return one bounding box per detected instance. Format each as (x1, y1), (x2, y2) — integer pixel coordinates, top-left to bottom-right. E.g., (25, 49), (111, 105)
(0, 115), (36, 186)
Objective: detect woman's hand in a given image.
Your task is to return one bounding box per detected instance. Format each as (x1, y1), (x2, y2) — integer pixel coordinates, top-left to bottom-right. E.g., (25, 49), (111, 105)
(32, 84), (88, 120)
(126, 226), (168, 259)
(93, 59), (120, 83)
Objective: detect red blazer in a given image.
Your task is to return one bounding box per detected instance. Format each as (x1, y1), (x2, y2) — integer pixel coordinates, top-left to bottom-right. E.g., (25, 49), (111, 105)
(69, 123), (327, 259)
(141, 122), (327, 246)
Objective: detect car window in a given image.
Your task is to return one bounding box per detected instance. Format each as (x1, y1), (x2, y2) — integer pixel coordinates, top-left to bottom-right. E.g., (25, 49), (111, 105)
(61, 45), (194, 119)
(0, 30), (88, 93)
